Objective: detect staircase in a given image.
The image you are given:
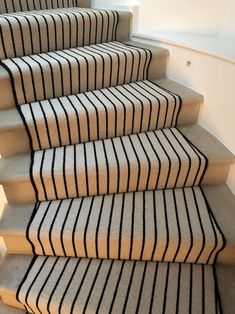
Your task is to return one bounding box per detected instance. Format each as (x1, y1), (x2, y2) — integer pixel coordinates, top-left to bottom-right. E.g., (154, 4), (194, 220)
(0, 1), (235, 313)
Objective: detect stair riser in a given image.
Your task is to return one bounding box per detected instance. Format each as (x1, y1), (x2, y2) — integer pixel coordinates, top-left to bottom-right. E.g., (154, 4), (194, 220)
(0, 296), (23, 313)
(3, 234), (234, 265)
(0, 100), (200, 157)
(1, 163), (232, 204)
(0, 42), (167, 110)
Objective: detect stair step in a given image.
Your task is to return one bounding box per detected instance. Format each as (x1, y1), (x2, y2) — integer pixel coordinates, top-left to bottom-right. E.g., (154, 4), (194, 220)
(1, 185), (233, 265)
(0, 8), (131, 59)
(0, 124), (233, 204)
(0, 186), (226, 264)
(0, 78), (203, 157)
(0, 40), (168, 110)
(0, 254), (225, 313)
(0, 0), (91, 14)
(0, 300), (25, 314)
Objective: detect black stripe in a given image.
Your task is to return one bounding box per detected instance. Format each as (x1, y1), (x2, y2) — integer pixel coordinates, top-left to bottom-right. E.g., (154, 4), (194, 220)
(26, 202), (40, 254)
(34, 201), (53, 255)
(129, 192), (135, 260)
(122, 261), (137, 313)
(16, 255), (38, 302)
(149, 262), (159, 314)
(107, 194), (116, 259)
(48, 200), (63, 255)
(162, 262), (171, 314)
(213, 265), (223, 314)
(200, 187), (226, 263)
(108, 260), (125, 313)
(95, 195), (105, 258)
(25, 256), (49, 313)
(177, 128), (208, 185)
(46, 257), (71, 312)
(149, 80), (183, 126)
(172, 189), (182, 262)
(96, 260), (114, 312)
(60, 199), (74, 256)
(83, 259), (103, 312)
(35, 257), (60, 313)
(182, 188), (194, 263)
(72, 197), (84, 256)
(83, 196), (95, 257)
(58, 258), (82, 313)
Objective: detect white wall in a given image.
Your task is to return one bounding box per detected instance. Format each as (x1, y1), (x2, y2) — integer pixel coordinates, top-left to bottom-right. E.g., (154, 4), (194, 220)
(138, 0), (221, 36)
(219, 0), (235, 39)
(138, 0), (235, 40)
(92, 0), (235, 39)
(92, 0), (133, 9)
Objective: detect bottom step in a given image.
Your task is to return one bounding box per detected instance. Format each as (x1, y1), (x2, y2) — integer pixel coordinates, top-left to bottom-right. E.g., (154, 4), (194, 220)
(0, 255), (224, 314)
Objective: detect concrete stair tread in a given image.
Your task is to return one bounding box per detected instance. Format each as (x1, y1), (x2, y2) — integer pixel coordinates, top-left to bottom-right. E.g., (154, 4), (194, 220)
(0, 254), (229, 313)
(0, 40), (169, 110)
(0, 78), (203, 157)
(0, 124), (233, 183)
(0, 185), (233, 265)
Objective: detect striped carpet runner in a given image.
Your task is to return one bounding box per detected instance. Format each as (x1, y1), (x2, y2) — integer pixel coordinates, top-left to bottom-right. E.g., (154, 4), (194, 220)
(31, 127), (207, 201)
(0, 2), (226, 313)
(0, 0), (80, 14)
(27, 187), (224, 264)
(16, 256), (221, 314)
(20, 80), (182, 151)
(1, 41), (151, 105)
(0, 8), (119, 59)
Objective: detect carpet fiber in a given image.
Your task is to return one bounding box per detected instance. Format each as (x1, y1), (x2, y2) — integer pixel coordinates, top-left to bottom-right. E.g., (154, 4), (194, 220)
(31, 127), (207, 201)
(0, 3), (226, 313)
(0, 8), (119, 59)
(16, 256), (221, 314)
(0, 0), (80, 14)
(1, 41), (152, 105)
(20, 80), (182, 150)
(27, 187), (224, 264)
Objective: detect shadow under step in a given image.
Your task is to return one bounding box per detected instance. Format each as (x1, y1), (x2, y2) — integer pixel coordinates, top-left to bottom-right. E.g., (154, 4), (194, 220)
(0, 40), (169, 110)
(1, 185), (234, 265)
(0, 254), (230, 313)
(0, 124), (234, 204)
(0, 0), (91, 14)
(0, 78), (203, 157)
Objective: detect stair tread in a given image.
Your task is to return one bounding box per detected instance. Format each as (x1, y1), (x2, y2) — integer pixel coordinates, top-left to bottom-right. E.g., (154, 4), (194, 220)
(0, 40), (167, 105)
(1, 185), (234, 265)
(0, 254), (224, 313)
(0, 40), (168, 110)
(0, 186), (225, 264)
(1, 125), (209, 201)
(0, 0), (91, 14)
(0, 8), (130, 59)
(5, 80), (184, 151)
(0, 124), (233, 183)
(0, 78), (203, 132)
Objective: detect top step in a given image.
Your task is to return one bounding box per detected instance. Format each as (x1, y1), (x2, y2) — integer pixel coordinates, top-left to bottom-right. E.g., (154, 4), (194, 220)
(0, 8), (131, 59)
(0, 0), (91, 14)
